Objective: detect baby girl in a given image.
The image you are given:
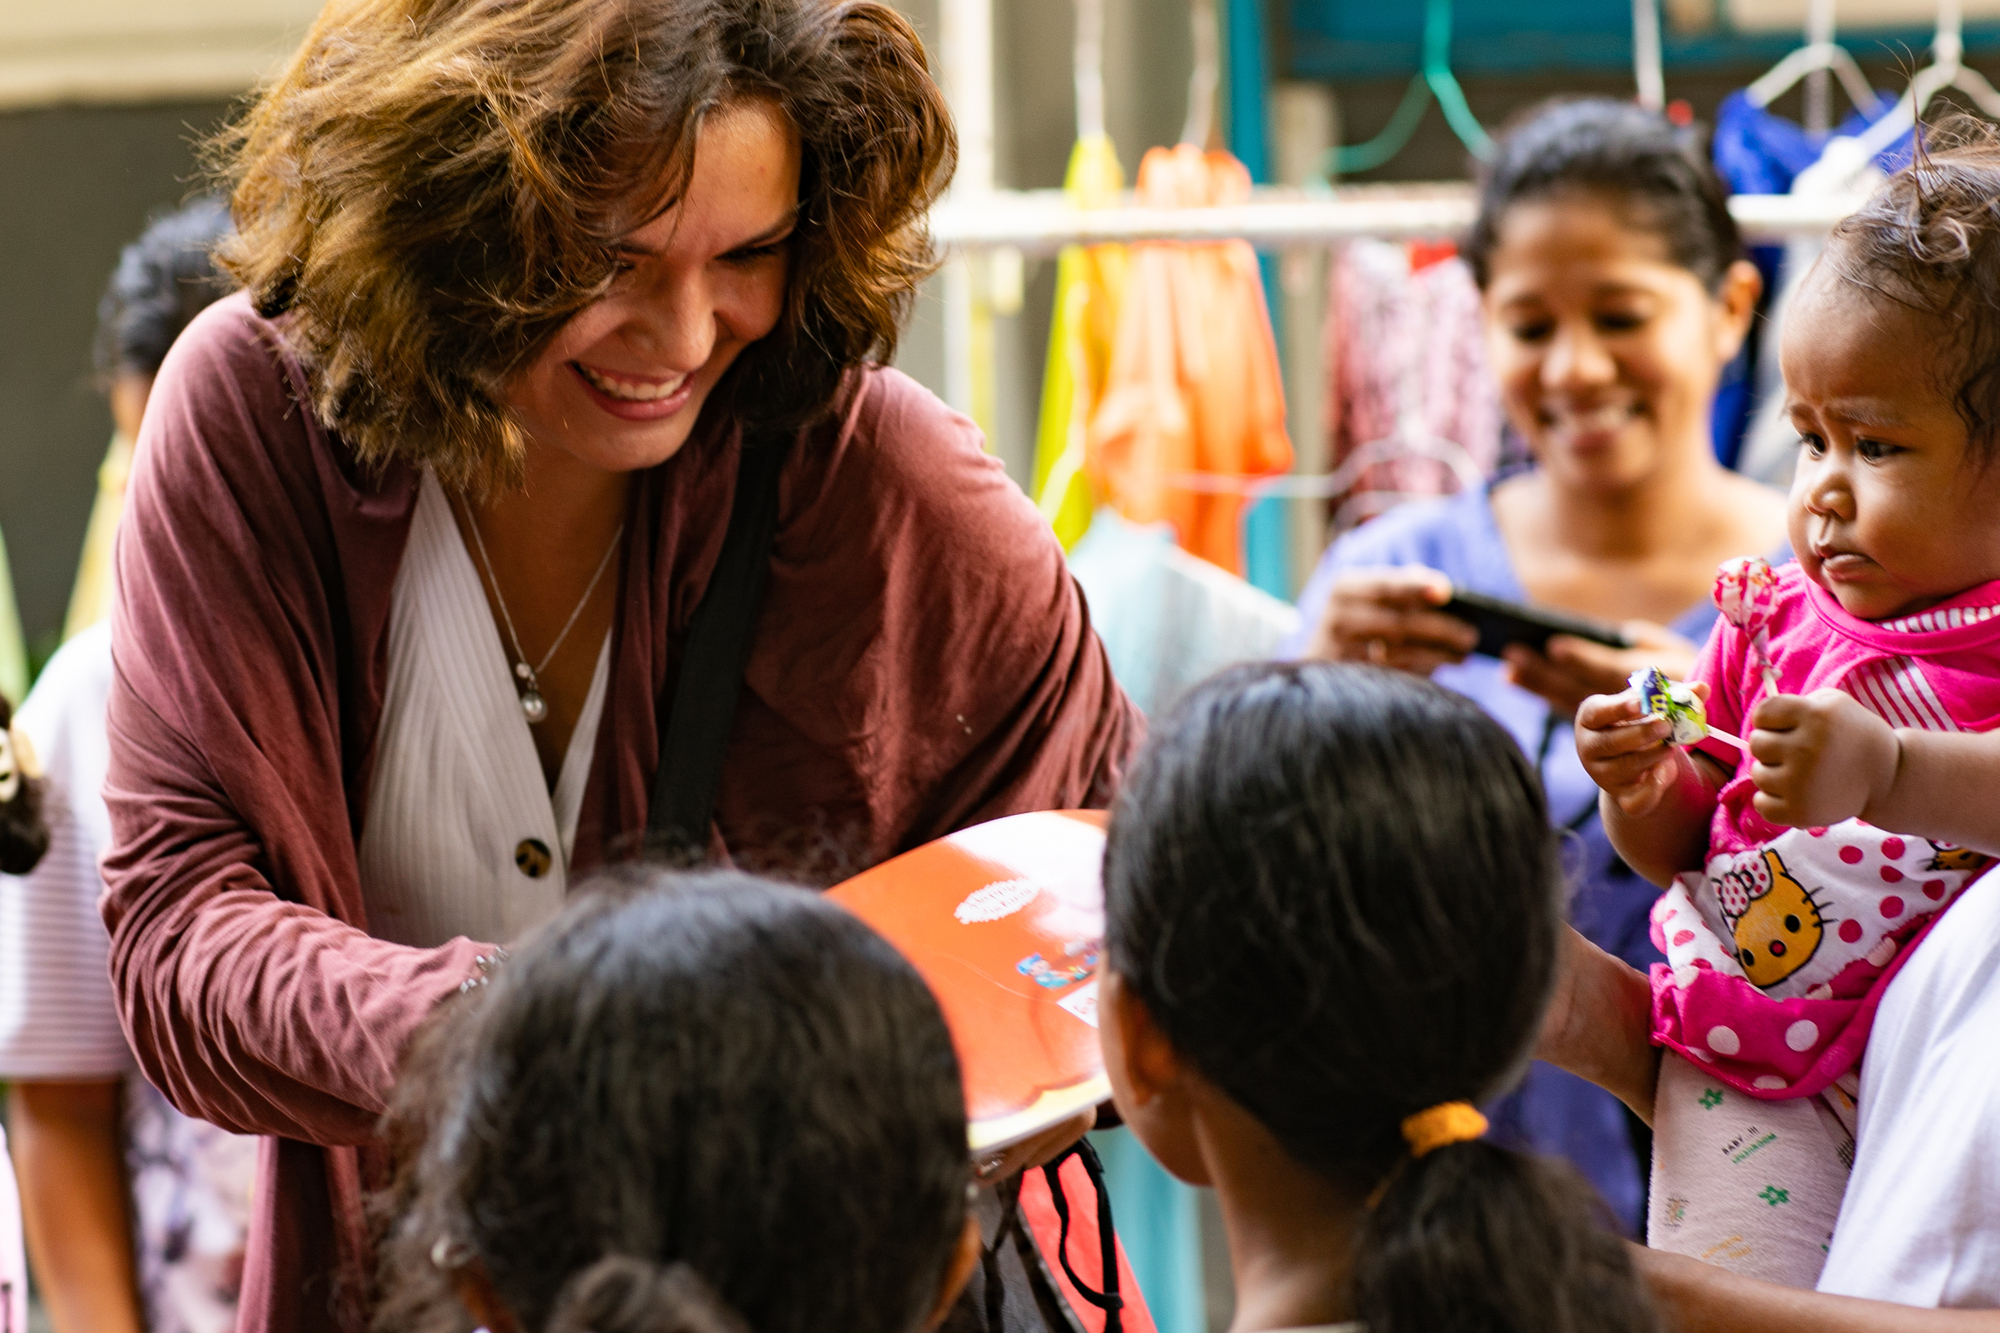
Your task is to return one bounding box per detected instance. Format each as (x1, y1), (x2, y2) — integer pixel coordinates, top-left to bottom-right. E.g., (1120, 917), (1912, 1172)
(1578, 133), (2000, 1286)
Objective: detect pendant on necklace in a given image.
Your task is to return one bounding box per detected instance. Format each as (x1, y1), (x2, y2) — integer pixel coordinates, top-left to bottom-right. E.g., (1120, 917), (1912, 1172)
(521, 690), (548, 724)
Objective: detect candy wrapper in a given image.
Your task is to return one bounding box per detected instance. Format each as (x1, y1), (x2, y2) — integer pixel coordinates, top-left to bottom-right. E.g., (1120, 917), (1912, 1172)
(1713, 556), (1781, 694)
(1629, 666), (1744, 750)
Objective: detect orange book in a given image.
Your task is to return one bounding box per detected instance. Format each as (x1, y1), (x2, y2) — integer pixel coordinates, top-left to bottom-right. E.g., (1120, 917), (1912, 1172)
(827, 810), (1111, 1152)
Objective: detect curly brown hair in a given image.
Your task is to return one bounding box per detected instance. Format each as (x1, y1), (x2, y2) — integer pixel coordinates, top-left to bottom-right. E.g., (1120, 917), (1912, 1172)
(214, 0), (955, 490)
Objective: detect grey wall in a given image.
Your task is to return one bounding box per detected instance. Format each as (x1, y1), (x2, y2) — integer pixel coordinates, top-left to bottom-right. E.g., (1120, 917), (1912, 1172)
(0, 99), (233, 661)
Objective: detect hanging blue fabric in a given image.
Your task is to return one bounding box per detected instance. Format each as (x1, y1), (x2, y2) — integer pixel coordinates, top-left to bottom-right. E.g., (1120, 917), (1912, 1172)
(1712, 88), (1911, 196)
(1708, 89), (1912, 469)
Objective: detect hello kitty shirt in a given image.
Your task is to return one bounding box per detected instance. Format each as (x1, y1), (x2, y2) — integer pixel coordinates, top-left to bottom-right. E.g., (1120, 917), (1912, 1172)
(1651, 560), (2000, 1099)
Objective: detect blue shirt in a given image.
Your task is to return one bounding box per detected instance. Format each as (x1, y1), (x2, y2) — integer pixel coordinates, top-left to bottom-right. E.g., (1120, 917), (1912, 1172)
(1286, 484), (1782, 1235)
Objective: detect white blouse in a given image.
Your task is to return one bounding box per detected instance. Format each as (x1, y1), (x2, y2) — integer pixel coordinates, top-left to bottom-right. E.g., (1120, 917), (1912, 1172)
(357, 475), (610, 949)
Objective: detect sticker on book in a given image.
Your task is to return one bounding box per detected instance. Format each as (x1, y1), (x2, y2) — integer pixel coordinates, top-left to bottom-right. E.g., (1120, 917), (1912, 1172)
(1016, 940), (1100, 990)
(955, 877), (1041, 924)
(1057, 979), (1100, 1029)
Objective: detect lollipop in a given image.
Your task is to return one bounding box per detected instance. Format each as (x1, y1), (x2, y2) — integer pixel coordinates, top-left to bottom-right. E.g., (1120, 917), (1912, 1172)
(1630, 666), (1745, 749)
(1714, 556), (1781, 694)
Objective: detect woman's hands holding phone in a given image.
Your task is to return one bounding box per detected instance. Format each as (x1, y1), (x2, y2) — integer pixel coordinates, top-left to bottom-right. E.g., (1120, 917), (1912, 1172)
(1306, 568), (1478, 675)
(1309, 568), (1698, 720)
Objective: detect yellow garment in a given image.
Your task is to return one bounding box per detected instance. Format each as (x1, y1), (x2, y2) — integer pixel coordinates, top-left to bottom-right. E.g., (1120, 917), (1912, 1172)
(63, 433), (133, 640)
(1031, 135), (1129, 551)
(0, 525), (24, 706)
(1086, 144), (1292, 576)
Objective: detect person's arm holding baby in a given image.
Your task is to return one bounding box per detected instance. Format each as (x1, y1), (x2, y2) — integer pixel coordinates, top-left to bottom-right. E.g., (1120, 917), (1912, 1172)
(1553, 678), (2000, 1332)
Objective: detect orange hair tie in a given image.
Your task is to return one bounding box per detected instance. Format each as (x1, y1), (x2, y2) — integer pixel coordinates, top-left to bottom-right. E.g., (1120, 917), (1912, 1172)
(1400, 1102), (1488, 1158)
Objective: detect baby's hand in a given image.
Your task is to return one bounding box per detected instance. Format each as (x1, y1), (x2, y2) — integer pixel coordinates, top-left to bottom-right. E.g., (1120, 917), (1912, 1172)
(1748, 690), (1902, 828)
(1576, 687), (1688, 816)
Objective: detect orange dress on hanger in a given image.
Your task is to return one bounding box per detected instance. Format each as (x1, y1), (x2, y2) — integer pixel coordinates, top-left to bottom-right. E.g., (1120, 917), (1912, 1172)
(1085, 144), (1292, 575)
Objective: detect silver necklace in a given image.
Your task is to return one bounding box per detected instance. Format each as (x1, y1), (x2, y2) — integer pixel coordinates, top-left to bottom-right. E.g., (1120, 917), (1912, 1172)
(457, 498), (624, 725)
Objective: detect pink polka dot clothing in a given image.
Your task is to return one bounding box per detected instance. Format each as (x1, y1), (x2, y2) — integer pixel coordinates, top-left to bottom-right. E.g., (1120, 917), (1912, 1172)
(1652, 562), (2000, 1098)
(1643, 562), (2000, 1286)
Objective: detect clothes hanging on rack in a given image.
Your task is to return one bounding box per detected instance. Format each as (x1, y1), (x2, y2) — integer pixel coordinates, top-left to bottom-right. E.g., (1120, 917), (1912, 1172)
(1713, 91), (1911, 481)
(1321, 238), (1503, 533)
(1713, 90), (1907, 198)
(0, 526), (25, 707)
(1086, 144), (1293, 576)
(63, 433), (133, 641)
(1068, 508), (1300, 719)
(1032, 137), (1130, 551)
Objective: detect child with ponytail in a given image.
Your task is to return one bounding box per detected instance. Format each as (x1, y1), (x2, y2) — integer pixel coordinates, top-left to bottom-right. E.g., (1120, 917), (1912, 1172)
(374, 870), (983, 1333)
(1099, 662), (1660, 1332)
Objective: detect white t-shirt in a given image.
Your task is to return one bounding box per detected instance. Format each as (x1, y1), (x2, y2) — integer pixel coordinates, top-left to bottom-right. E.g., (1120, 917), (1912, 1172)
(1818, 874), (2000, 1305)
(0, 623), (255, 1333)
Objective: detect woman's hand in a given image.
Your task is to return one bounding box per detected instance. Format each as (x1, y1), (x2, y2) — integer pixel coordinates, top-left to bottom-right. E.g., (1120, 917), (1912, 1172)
(1305, 567), (1477, 676)
(1500, 620), (1700, 718)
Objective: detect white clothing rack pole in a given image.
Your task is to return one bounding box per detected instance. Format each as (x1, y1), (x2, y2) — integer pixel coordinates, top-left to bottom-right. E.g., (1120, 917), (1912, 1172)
(940, 0), (996, 424)
(929, 188), (1867, 256)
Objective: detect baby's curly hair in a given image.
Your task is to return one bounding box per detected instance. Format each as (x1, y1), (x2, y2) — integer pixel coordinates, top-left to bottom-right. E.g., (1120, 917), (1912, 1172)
(213, 0), (954, 492)
(1826, 116), (2000, 467)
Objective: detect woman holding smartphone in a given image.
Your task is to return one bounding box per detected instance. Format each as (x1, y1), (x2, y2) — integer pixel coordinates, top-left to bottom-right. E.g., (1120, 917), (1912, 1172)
(1290, 98), (1789, 1230)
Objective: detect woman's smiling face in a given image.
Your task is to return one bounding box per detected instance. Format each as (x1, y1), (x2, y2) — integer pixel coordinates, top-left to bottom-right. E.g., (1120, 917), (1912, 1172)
(1782, 258), (2000, 621)
(503, 98), (801, 473)
(1481, 192), (1757, 495)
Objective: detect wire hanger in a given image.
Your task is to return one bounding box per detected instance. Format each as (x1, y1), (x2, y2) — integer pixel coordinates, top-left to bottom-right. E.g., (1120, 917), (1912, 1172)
(1076, 0), (1107, 143)
(1841, 0), (2000, 172)
(1182, 0), (1220, 148)
(1633, 0), (1665, 112)
(1325, 0), (1490, 176)
(1743, 0), (1884, 133)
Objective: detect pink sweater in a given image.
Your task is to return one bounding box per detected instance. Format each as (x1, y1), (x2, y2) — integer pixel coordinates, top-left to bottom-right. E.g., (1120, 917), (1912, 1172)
(1650, 562), (2000, 1099)
(101, 295), (1141, 1333)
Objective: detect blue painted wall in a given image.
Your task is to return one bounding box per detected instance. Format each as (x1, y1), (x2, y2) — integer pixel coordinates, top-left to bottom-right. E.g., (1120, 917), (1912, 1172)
(1284, 1), (2000, 79)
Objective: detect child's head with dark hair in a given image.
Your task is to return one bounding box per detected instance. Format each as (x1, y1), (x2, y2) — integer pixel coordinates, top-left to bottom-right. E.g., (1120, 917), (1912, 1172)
(1459, 98), (1763, 500)
(1100, 663), (1660, 1333)
(1782, 119), (2000, 622)
(377, 870), (979, 1333)
(0, 696), (49, 875)
(94, 195), (234, 385)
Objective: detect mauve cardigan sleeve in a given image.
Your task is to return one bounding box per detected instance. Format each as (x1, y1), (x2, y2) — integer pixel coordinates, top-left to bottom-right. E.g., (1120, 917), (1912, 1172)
(100, 298), (488, 1147)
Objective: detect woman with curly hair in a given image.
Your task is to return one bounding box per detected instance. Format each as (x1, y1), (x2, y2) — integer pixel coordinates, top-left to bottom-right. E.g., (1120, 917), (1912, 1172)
(98, 3), (1138, 1331)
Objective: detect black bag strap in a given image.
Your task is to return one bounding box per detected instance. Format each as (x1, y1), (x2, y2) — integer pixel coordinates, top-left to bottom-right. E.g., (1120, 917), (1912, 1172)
(645, 432), (790, 859)
(1038, 1138), (1124, 1333)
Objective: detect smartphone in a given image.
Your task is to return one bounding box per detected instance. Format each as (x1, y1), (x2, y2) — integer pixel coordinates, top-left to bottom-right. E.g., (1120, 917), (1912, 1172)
(1439, 589), (1634, 660)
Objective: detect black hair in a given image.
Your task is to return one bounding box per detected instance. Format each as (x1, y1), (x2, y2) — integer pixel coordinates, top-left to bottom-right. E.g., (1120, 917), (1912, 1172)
(1463, 97), (1743, 294)
(92, 194), (234, 383)
(1104, 663), (1660, 1333)
(376, 870), (970, 1333)
(1822, 116), (2000, 468)
(0, 695), (48, 876)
